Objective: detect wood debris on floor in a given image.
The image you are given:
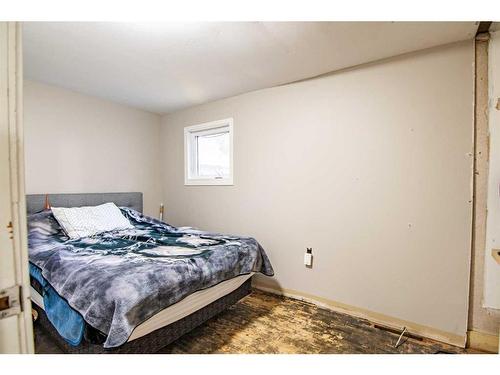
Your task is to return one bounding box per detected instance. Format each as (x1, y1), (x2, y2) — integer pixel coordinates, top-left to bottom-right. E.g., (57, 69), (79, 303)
(35, 289), (468, 354)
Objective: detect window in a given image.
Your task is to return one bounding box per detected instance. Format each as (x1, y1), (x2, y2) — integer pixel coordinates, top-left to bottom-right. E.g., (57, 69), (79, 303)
(184, 118), (233, 185)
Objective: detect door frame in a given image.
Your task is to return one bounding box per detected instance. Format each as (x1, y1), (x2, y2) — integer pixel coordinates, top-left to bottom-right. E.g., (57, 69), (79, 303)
(0, 21), (34, 354)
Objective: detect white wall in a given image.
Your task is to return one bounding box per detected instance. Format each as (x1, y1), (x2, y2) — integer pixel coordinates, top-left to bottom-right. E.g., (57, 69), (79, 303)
(160, 41), (474, 340)
(24, 80), (162, 216)
(484, 31), (500, 309)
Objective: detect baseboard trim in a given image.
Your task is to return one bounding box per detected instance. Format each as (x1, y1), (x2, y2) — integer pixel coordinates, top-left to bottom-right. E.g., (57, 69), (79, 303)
(254, 283), (466, 348)
(467, 330), (499, 353)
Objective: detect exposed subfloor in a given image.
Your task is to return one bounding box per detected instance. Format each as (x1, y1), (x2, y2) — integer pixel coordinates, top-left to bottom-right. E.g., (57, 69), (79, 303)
(35, 289), (470, 354)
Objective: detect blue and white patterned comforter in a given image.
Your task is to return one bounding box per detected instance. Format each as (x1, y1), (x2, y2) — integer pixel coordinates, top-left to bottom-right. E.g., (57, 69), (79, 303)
(28, 208), (274, 348)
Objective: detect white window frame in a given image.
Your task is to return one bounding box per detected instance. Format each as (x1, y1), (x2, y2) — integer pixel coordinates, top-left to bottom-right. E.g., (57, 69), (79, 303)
(184, 118), (234, 186)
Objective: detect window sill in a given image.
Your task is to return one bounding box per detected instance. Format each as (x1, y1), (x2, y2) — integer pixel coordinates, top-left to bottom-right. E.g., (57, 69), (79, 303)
(185, 178), (234, 186)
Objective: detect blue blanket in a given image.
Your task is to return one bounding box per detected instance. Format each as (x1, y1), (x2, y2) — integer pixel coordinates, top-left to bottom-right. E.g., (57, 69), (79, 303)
(29, 263), (85, 346)
(28, 208), (273, 348)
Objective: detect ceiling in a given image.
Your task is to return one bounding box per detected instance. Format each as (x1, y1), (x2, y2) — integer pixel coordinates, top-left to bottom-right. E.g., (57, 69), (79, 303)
(23, 22), (478, 114)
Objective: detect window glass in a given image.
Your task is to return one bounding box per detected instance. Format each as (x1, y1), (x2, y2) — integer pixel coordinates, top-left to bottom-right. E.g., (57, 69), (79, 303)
(196, 131), (230, 178)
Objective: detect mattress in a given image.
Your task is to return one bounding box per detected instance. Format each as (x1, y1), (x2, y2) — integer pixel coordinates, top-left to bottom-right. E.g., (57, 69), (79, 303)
(31, 272), (254, 343)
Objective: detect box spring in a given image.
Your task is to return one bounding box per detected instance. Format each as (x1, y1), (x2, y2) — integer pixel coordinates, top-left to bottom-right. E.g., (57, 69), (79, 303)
(33, 278), (252, 354)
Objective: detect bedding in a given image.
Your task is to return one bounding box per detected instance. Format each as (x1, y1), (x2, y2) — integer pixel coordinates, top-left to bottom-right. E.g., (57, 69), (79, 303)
(28, 207), (274, 348)
(29, 263), (85, 345)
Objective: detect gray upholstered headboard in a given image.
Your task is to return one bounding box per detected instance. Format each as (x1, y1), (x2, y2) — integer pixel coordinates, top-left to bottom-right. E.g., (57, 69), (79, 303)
(26, 192), (143, 214)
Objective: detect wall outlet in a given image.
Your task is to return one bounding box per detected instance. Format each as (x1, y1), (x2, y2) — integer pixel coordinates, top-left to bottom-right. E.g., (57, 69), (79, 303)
(304, 248), (313, 267)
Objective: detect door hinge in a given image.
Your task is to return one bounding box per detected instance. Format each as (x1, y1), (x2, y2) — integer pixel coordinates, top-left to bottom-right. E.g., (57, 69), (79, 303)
(0, 285), (22, 319)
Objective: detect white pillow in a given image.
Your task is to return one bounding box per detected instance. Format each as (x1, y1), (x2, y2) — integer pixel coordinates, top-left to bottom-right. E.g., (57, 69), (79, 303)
(51, 202), (134, 240)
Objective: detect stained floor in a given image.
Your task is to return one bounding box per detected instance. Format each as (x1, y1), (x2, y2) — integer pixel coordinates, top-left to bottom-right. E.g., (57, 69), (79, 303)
(35, 289), (467, 354)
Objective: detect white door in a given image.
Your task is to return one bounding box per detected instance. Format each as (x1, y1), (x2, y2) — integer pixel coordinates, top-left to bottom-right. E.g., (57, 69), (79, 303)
(0, 21), (34, 354)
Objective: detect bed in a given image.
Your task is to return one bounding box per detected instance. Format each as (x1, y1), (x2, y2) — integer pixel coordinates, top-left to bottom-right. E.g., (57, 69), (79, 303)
(27, 192), (274, 354)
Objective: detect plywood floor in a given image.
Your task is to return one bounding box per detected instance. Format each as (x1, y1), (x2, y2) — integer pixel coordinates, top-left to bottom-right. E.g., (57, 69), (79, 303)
(35, 289), (467, 354)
